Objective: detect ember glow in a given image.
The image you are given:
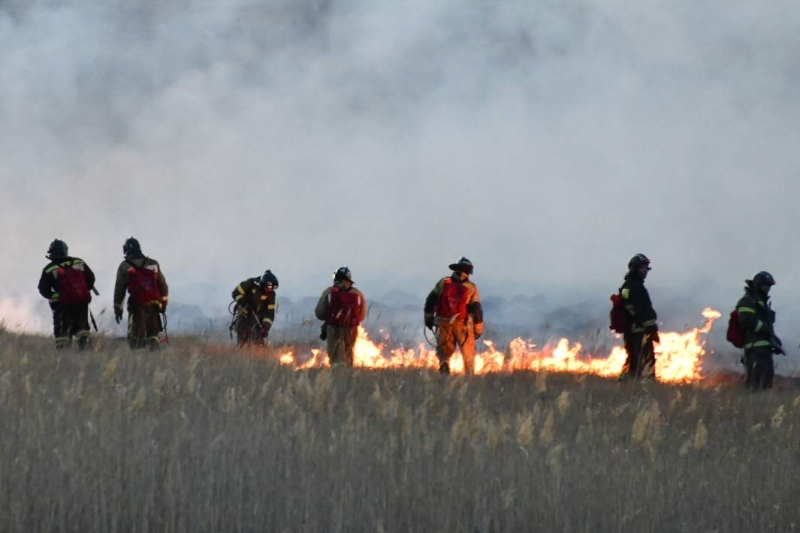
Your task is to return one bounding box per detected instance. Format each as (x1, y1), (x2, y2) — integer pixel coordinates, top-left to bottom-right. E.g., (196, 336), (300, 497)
(279, 308), (721, 383)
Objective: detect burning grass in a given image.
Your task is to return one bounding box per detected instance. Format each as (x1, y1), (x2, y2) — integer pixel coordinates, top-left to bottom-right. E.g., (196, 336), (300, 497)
(0, 331), (798, 532)
(281, 308), (723, 383)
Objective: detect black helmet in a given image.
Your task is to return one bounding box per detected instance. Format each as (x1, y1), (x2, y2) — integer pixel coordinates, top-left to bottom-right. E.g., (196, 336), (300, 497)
(333, 266), (353, 283)
(752, 271), (776, 287)
(123, 237), (142, 257)
(448, 257), (474, 275)
(47, 239), (69, 260)
(260, 270), (279, 289)
(628, 254), (652, 271)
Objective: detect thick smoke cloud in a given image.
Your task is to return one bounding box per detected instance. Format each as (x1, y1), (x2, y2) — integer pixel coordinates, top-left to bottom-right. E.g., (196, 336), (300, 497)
(2, 0), (800, 339)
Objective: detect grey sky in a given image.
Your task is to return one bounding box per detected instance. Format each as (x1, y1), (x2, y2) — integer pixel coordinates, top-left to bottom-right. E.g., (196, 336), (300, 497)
(2, 0), (800, 332)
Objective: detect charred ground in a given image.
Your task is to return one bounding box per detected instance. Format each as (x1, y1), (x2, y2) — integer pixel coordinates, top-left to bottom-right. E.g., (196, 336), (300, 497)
(1, 332), (798, 532)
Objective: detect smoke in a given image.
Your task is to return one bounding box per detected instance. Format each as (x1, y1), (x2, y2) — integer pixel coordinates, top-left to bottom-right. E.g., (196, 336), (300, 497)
(2, 0), (800, 337)
(0, 296), (48, 333)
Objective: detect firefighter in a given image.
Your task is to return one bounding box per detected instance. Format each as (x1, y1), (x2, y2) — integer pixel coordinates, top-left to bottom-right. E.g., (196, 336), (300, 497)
(424, 257), (484, 375)
(37, 239), (96, 350)
(314, 267), (368, 367)
(736, 271), (784, 389)
(113, 237), (169, 350)
(231, 270), (279, 346)
(619, 254), (659, 380)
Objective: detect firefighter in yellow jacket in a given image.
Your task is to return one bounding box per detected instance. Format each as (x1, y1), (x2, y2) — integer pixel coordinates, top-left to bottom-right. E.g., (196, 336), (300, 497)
(113, 237), (169, 350)
(231, 270), (278, 346)
(315, 267), (368, 367)
(424, 257), (484, 375)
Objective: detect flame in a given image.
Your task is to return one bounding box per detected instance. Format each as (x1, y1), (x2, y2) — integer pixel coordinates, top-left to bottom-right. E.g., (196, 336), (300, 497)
(279, 308), (721, 383)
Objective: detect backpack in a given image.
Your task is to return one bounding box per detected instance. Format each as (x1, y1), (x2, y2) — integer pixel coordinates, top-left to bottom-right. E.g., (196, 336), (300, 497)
(54, 261), (92, 305)
(726, 309), (744, 349)
(609, 293), (627, 334)
(327, 287), (362, 327)
(435, 278), (470, 321)
(127, 259), (162, 304)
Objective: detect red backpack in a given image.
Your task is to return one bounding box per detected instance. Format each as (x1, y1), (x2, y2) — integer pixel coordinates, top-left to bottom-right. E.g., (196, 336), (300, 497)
(54, 261), (92, 304)
(127, 260), (162, 304)
(609, 293), (627, 334)
(435, 278), (470, 320)
(327, 287), (362, 327)
(726, 309), (744, 349)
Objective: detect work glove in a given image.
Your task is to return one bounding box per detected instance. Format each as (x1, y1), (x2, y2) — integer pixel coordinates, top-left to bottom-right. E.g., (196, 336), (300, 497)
(263, 322), (272, 337)
(773, 335), (785, 355)
(114, 308), (123, 324)
(650, 331), (660, 344)
(424, 314), (435, 330)
(474, 322), (484, 340)
(161, 301), (168, 313)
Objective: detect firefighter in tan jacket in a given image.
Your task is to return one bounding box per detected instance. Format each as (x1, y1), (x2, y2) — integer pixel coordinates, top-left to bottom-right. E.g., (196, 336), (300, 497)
(315, 267), (368, 367)
(113, 237), (169, 350)
(424, 257), (484, 375)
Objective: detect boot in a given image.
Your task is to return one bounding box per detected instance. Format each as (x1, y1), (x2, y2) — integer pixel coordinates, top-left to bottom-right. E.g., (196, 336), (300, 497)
(77, 335), (91, 351)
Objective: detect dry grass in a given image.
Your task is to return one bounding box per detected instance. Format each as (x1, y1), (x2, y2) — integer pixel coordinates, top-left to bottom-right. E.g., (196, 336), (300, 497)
(1, 331), (799, 532)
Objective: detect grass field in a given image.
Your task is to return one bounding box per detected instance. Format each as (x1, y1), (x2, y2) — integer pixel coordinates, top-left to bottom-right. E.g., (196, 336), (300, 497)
(1, 331), (798, 532)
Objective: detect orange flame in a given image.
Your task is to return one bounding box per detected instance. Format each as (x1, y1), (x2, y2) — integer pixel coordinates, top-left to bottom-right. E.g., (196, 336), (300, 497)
(280, 308), (721, 383)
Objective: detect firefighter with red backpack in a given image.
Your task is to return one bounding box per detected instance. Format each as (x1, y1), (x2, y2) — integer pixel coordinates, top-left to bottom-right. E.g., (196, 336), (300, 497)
(230, 270), (279, 347)
(731, 272), (784, 389)
(113, 237), (169, 350)
(38, 239), (97, 350)
(315, 267), (368, 366)
(610, 254), (659, 380)
(424, 257), (484, 375)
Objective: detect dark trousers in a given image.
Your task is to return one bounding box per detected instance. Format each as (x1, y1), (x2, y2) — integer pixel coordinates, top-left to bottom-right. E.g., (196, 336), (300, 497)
(128, 303), (161, 350)
(622, 332), (656, 379)
(52, 303), (91, 349)
(327, 325), (358, 366)
(236, 313), (268, 346)
(744, 348), (774, 389)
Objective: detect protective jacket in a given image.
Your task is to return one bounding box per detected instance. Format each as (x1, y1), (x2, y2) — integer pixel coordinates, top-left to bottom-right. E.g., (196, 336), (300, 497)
(620, 272), (657, 335)
(424, 276), (484, 327)
(38, 257), (96, 306)
(233, 278), (277, 328)
(114, 254), (169, 312)
(315, 283), (367, 326)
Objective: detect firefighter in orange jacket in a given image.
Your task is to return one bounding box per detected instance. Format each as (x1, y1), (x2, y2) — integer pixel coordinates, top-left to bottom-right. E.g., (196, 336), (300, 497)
(315, 267), (368, 367)
(231, 270), (278, 346)
(113, 237), (169, 350)
(424, 257), (484, 375)
(37, 239), (96, 350)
